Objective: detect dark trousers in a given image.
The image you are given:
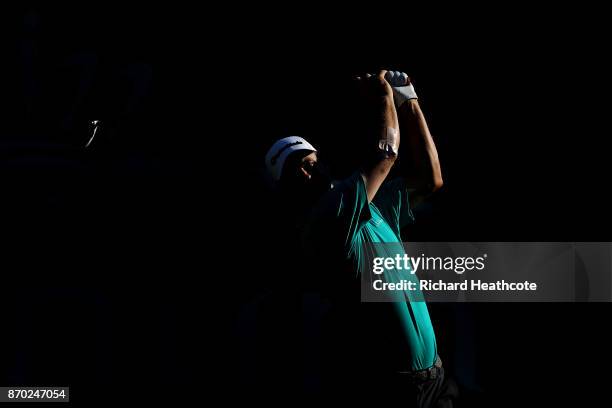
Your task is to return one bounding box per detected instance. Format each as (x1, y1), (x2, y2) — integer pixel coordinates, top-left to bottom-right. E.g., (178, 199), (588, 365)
(405, 366), (458, 408)
(351, 361), (458, 407)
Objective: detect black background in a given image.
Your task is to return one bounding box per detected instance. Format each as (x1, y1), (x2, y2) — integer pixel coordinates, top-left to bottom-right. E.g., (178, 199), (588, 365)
(2, 3), (611, 406)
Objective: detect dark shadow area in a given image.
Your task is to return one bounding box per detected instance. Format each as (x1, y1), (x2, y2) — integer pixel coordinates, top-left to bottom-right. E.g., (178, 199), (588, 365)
(221, 7), (612, 407)
(2, 4), (611, 406)
(1, 5), (200, 405)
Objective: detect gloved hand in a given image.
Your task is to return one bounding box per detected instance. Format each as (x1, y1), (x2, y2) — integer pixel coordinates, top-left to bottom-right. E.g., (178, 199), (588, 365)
(384, 70), (418, 109)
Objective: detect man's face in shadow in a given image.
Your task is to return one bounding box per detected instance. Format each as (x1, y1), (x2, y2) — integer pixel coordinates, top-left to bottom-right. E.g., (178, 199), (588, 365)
(279, 150), (331, 207)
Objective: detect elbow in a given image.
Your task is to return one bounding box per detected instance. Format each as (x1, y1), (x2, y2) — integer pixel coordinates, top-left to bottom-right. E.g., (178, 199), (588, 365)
(430, 158), (443, 192)
(406, 162), (443, 192)
(432, 174), (444, 192)
(419, 162), (443, 193)
(411, 173), (443, 194)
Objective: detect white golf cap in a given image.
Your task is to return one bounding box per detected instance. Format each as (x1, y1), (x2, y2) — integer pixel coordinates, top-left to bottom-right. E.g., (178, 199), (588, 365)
(265, 136), (317, 182)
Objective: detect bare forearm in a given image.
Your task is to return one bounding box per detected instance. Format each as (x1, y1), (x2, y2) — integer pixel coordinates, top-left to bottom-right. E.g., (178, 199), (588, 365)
(361, 93), (400, 202)
(397, 99), (443, 191)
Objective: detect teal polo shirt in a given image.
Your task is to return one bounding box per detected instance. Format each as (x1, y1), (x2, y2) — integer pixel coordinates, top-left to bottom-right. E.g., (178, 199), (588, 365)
(303, 171), (437, 371)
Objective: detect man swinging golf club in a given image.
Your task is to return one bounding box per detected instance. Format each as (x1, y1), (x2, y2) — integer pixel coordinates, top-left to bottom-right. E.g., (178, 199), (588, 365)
(265, 70), (456, 407)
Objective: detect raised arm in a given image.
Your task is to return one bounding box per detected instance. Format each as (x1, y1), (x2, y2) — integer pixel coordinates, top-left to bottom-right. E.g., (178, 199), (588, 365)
(358, 71), (401, 203)
(392, 75), (443, 207)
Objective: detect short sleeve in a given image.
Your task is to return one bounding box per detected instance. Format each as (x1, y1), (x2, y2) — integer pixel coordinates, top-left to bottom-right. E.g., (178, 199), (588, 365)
(303, 172), (372, 259)
(372, 177), (416, 237)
